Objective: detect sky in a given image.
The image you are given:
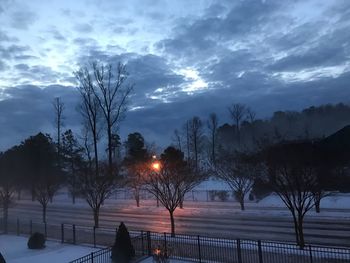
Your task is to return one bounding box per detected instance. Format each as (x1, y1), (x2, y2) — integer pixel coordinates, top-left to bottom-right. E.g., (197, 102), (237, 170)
(0, 0), (349, 151)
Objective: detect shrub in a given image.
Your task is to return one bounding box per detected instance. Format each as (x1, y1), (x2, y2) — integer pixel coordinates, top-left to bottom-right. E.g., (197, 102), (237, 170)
(27, 232), (45, 249)
(217, 191), (229, 201)
(208, 190), (217, 201)
(111, 222), (135, 263)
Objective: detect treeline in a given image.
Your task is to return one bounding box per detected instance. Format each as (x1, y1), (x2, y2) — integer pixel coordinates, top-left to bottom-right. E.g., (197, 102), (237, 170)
(171, 103), (350, 167)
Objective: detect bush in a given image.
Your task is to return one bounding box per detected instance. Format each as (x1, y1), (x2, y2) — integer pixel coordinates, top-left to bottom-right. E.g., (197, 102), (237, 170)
(27, 232), (45, 249)
(217, 191), (229, 201)
(111, 222), (135, 263)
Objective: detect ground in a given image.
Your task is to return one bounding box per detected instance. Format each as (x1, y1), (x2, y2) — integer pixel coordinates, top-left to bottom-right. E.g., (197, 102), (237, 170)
(0, 235), (99, 263)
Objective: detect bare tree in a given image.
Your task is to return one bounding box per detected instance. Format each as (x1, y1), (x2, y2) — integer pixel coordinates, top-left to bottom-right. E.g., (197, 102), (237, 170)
(145, 147), (203, 237)
(265, 142), (318, 249)
(75, 68), (102, 177)
(172, 129), (182, 152)
(125, 161), (149, 207)
(246, 107), (256, 124)
(207, 113), (218, 166)
(183, 121), (191, 161)
(228, 103), (246, 147)
(188, 116), (203, 170)
(53, 97), (64, 166)
(34, 177), (61, 223)
(123, 132), (150, 207)
(215, 152), (258, 210)
(0, 148), (21, 233)
(77, 162), (116, 227)
(91, 62), (133, 176)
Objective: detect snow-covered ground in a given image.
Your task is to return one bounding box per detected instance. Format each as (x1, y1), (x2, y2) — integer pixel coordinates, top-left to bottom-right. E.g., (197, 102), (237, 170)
(0, 235), (99, 263)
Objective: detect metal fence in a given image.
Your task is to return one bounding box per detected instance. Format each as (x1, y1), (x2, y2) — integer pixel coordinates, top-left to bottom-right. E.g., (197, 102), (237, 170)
(69, 247), (112, 263)
(1, 218), (350, 263)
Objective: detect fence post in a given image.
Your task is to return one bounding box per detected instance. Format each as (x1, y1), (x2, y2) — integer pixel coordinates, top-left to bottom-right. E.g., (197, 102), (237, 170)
(30, 219), (32, 235)
(164, 232), (167, 258)
(147, 231), (152, 256)
(61, 223), (64, 243)
(16, 218), (20, 236)
(141, 230), (144, 255)
(309, 245), (313, 263)
(73, 224), (76, 244)
(237, 239), (242, 263)
(91, 252), (94, 263)
(197, 235), (202, 263)
(258, 240), (263, 263)
(93, 226), (96, 248)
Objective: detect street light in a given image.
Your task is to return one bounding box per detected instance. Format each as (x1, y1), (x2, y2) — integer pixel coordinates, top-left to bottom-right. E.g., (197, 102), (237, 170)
(151, 157), (161, 207)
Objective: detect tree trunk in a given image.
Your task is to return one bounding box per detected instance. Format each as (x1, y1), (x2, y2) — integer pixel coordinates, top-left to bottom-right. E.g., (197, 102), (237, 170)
(238, 193), (245, 211)
(291, 212), (300, 246)
(297, 214), (305, 249)
(314, 193), (321, 213)
(107, 124), (113, 177)
(42, 204), (47, 223)
(315, 199), (320, 213)
(93, 139), (99, 177)
(3, 201), (8, 233)
(169, 210), (175, 237)
(135, 190), (140, 207)
(239, 198), (245, 211)
(93, 208), (99, 228)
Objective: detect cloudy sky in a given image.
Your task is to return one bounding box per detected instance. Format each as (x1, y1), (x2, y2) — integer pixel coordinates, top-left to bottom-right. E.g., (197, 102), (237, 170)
(0, 0), (349, 151)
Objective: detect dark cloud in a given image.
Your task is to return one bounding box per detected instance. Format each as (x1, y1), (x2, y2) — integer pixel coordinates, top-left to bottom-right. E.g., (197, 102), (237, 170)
(10, 10), (37, 30)
(0, 85), (80, 150)
(268, 26), (350, 71)
(0, 60), (7, 71)
(48, 28), (67, 42)
(0, 30), (18, 42)
(0, 44), (31, 60)
(73, 23), (93, 33)
(14, 63), (29, 71)
(156, 0), (283, 60)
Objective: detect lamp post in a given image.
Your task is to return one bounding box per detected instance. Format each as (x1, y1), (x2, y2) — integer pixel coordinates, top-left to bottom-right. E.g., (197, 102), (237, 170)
(151, 155), (160, 207)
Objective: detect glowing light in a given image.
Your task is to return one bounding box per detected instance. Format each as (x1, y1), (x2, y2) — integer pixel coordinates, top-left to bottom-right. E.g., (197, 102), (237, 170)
(152, 162), (160, 171)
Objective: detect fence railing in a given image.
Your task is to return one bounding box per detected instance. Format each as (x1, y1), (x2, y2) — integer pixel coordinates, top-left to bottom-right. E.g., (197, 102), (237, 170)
(2, 217), (350, 263)
(69, 247), (111, 263)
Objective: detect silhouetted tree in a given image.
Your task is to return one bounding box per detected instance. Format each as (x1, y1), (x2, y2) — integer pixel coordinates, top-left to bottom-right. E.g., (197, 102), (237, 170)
(145, 147), (204, 236)
(61, 129), (84, 204)
(76, 62), (133, 176)
(0, 146), (22, 232)
(77, 162), (116, 227)
(75, 69), (102, 177)
(215, 152), (260, 210)
(52, 97), (64, 168)
(123, 132), (151, 207)
(264, 142), (319, 249)
(228, 103), (246, 147)
(21, 133), (62, 223)
(188, 116), (204, 170)
(207, 113), (219, 166)
(111, 222), (135, 263)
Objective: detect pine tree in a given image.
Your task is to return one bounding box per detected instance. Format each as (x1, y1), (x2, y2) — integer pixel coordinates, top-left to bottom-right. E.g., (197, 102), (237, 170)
(111, 222), (135, 263)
